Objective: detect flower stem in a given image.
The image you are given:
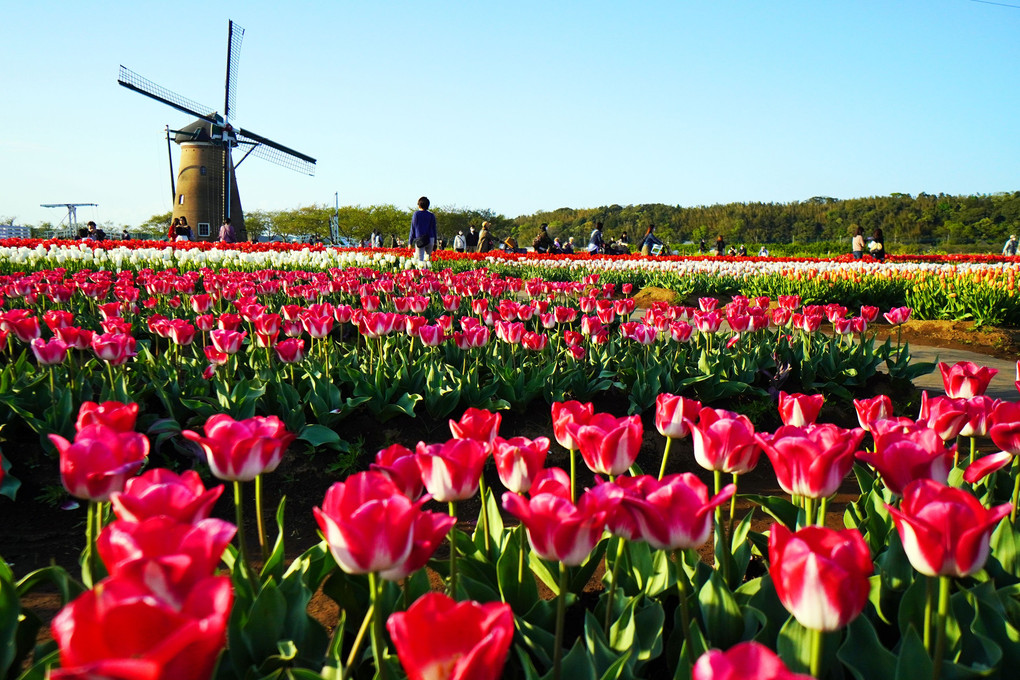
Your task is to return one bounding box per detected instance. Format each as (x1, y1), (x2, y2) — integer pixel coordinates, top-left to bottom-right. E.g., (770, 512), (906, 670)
(517, 524), (527, 584)
(447, 501), (458, 597)
(810, 626), (824, 679)
(233, 480), (252, 575)
(255, 474), (269, 564)
(658, 437), (673, 481)
(713, 470), (731, 583)
(343, 600), (375, 679)
(933, 576), (951, 680)
(478, 474), (492, 556)
(604, 537), (626, 638)
(368, 572), (384, 673)
(924, 576), (935, 652)
(553, 561), (569, 680)
(674, 549), (695, 664)
(727, 473), (739, 542)
(1010, 457), (1020, 524)
(569, 447), (577, 504)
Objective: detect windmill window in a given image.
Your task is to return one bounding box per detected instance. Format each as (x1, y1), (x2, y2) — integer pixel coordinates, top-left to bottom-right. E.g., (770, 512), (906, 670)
(200, 166), (207, 175)
(178, 194), (185, 205)
(198, 223), (211, 237)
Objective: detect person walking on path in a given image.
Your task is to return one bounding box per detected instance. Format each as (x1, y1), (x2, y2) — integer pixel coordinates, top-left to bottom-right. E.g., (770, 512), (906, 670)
(408, 196), (437, 261)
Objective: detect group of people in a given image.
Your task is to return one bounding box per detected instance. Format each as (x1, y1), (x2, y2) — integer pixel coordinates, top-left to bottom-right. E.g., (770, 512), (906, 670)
(165, 217), (237, 243)
(851, 226), (885, 261)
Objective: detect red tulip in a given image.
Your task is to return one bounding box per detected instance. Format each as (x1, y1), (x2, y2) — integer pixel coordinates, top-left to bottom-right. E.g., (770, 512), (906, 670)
(418, 323), (446, 347)
(856, 426), (952, 497)
(416, 438), (490, 502)
(51, 574), (232, 680)
(493, 436), (550, 494)
(43, 309), (75, 330)
(386, 592), (514, 680)
(253, 313), (282, 336)
(769, 525), (872, 631)
(449, 407), (502, 448)
(917, 392), (969, 441)
(573, 413), (643, 477)
(888, 479), (1011, 577)
(621, 473), (735, 550)
(371, 443), (424, 500)
(314, 471), (422, 576)
(551, 400), (594, 451)
(655, 393), (701, 439)
(8, 313), (41, 342)
(111, 468), (223, 524)
(209, 329), (246, 355)
(694, 641), (814, 680)
(938, 360), (998, 398)
(76, 401), (139, 433)
(97, 516), (236, 596)
(274, 337), (305, 363)
(190, 293), (213, 313)
(777, 392), (824, 427)
(216, 313), (243, 331)
(182, 414), (294, 482)
(91, 332), (137, 366)
(989, 400), (1020, 454)
(502, 490), (608, 565)
(167, 319), (197, 346)
(958, 395), (998, 438)
(756, 424), (864, 499)
(690, 407), (762, 474)
(852, 394), (893, 432)
(379, 510), (457, 581)
(53, 326), (94, 350)
(300, 311), (333, 338)
(50, 425), (149, 502)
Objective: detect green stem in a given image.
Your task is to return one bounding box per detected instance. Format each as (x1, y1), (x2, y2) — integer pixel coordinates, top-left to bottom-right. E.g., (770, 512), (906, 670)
(604, 537), (626, 637)
(569, 448), (577, 504)
(343, 601), (375, 679)
(933, 576), (951, 680)
(448, 501), (458, 597)
(819, 496), (829, 527)
(810, 627), (824, 679)
(517, 524), (527, 584)
(658, 437), (674, 481)
(969, 437), (976, 467)
(674, 549), (694, 664)
(1010, 457), (1020, 524)
(478, 474), (492, 556)
(255, 474), (269, 564)
(803, 496), (817, 528)
(713, 470), (730, 583)
(727, 473), (739, 543)
(368, 572), (384, 673)
(233, 480), (251, 571)
(924, 576), (935, 653)
(553, 562), (569, 680)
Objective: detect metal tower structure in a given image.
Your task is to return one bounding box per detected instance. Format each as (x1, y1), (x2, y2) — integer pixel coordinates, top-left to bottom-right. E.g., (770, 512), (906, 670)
(40, 203), (98, 239)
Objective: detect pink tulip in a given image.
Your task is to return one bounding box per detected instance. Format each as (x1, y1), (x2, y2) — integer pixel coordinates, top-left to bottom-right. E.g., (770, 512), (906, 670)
(856, 426), (952, 496)
(53, 326), (93, 350)
(690, 408), (762, 474)
(620, 473), (735, 550)
(888, 479), (1011, 577)
(182, 414), (295, 482)
(43, 310), (75, 330)
(416, 438), (489, 503)
(655, 393), (701, 439)
(493, 436), (550, 494)
(777, 392), (824, 427)
(883, 306), (912, 325)
(860, 305), (880, 323)
(572, 413), (643, 477)
(379, 510), (457, 581)
(209, 329), (246, 355)
(938, 360), (998, 399)
(989, 400), (1020, 454)
(502, 490), (608, 565)
(769, 525), (872, 631)
(386, 593), (514, 680)
(757, 424), (865, 499)
(111, 468), (223, 524)
(91, 332), (137, 366)
(958, 395), (998, 438)
(51, 574), (232, 680)
(694, 642), (814, 680)
(314, 471), (422, 575)
(853, 394), (893, 431)
(50, 425), (149, 502)
(167, 319), (197, 346)
(31, 337), (69, 365)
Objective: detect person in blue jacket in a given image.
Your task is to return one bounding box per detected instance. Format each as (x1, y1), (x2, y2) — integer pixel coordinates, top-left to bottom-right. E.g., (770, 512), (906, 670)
(408, 196), (437, 261)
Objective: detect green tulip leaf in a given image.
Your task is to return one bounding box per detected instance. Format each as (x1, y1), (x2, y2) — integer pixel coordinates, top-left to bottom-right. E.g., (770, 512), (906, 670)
(837, 615), (898, 680)
(698, 571), (743, 649)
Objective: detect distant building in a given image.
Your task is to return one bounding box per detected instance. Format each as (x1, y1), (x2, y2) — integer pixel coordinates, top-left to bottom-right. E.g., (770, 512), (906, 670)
(0, 225), (32, 239)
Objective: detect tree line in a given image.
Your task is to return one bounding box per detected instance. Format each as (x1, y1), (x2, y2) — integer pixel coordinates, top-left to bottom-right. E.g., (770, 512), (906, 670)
(10, 191), (1020, 252)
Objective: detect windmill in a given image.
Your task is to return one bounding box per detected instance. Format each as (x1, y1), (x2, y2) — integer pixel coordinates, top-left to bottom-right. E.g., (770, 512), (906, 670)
(118, 20), (315, 241)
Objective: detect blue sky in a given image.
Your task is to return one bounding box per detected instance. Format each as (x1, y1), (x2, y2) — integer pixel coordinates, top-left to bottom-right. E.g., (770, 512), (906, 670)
(3, 0), (1019, 228)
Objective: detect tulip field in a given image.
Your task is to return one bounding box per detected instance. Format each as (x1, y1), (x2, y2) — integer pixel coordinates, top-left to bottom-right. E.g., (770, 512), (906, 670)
(1, 239), (1020, 680)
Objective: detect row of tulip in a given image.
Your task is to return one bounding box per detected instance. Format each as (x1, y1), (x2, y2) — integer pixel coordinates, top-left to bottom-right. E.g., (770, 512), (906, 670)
(3, 356), (1019, 679)
(0, 264), (929, 475)
(3, 238), (1019, 325)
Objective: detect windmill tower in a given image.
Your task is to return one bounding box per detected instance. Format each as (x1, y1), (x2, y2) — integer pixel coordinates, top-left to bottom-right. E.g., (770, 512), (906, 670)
(118, 20), (315, 241)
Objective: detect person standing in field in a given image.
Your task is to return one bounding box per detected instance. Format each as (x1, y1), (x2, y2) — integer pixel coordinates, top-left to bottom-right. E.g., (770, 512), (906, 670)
(851, 226), (865, 260)
(408, 196), (437, 261)
(869, 228), (885, 262)
(1003, 234), (1018, 256)
(219, 218), (236, 243)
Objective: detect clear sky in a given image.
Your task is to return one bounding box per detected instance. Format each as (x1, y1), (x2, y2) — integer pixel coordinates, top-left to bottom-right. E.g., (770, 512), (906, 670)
(3, 0), (1019, 229)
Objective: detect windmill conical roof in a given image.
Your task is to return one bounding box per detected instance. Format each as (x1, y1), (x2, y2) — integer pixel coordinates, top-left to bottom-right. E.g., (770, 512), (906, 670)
(173, 118), (218, 144)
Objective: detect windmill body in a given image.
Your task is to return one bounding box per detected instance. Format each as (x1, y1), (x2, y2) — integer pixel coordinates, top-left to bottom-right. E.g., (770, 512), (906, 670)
(118, 20), (315, 242)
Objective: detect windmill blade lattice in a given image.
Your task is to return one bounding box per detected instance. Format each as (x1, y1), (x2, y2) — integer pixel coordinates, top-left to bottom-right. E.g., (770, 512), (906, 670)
(118, 66), (218, 125)
(223, 20), (245, 122)
(237, 129), (316, 175)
